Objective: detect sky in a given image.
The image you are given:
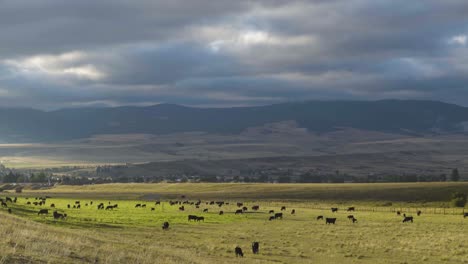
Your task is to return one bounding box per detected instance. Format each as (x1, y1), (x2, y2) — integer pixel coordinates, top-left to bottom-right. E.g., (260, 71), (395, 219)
(1, 0), (468, 109)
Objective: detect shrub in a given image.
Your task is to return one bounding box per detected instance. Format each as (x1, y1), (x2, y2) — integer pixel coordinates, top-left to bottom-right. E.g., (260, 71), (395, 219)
(451, 192), (467, 207)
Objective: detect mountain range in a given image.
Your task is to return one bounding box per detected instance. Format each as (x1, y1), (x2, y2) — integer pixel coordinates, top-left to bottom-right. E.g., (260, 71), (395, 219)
(1, 100), (468, 142)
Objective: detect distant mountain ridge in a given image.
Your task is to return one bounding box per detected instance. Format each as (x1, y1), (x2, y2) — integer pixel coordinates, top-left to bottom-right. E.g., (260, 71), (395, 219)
(1, 100), (468, 142)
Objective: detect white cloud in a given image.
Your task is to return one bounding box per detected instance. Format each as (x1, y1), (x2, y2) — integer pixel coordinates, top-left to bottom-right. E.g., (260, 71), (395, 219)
(449, 34), (467, 45)
(3, 51), (105, 81)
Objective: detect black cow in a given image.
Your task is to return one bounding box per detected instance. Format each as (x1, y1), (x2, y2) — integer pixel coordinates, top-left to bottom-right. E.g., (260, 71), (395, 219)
(281, 206), (286, 211)
(38, 209), (49, 215)
(151, 207), (155, 211)
(269, 210), (274, 214)
(6, 197), (13, 203)
(203, 208), (208, 213)
(464, 213), (468, 218)
(347, 207), (355, 212)
(219, 211), (224, 215)
(235, 246), (244, 257)
(291, 209), (295, 215)
(8, 208), (11, 214)
(155, 201), (161, 205)
(26, 201), (31, 205)
(106, 205), (114, 210)
(237, 202), (243, 207)
(347, 215), (354, 220)
(274, 213), (283, 219)
(269, 216), (275, 221)
(331, 208), (338, 213)
(252, 205), (259, 211)
(403, 216), (413, 223)
(196, 216), (204, 222)
(252, 242), (259, 254)
(325, 218), (336, 224)
(135, 204), (141, 208)
(53, 211), (66, 220)
(75, 201), (80, 204)
(396, 211), (401, 216)
(316, 215), (323, 220)
(141, 204), (146, 208)
(417, 210), (422, 216)
(97, 203), (104, 210)
(235, 209), (243, 214)
(77, 204), (81, 209)
(188, 215), (198, 221)
(1, 202), (7, 208)
(352, 217), (358, 223)
(162, 222), (170, 230)
(67, 204), (71, 209)
(242, 206), (248, 211)
(179, 206), (185, 211)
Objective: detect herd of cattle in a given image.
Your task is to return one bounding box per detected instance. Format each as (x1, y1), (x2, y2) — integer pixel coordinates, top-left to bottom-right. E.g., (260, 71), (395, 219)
(1, 196), (467, 258)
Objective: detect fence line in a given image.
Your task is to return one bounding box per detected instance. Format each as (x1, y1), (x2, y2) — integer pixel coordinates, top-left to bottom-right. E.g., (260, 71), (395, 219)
(304, 204), (465, 215)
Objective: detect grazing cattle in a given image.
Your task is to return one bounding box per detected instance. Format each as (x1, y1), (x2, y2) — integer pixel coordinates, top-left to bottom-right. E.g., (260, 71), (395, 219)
(1, 202), (8, 208)
(50, 204), (55, 208)
(188, 215), (198, 221)
(77, 204), (81, 209)
(242, 206), (248, 212)
(403, 216), (413, 223)
(235, 209), (243, 215)
(179, 206), (185, 211)
(162, 222), (170, 230)
(38, 209), (49, 215)
(291, 209), (295, 215)
(352, 217), (358, 223)
(13, 197), (17, 203)
(67, 204), (71, 209)
(33, 202), (38, 206)
(316, 215), (323, 220)
(210, 201), (215, 205)
(196, 216), (204, 222)
(464, 213), (468, 218)
(105, 205), (114, 210)
(26, 201), (31, 205)
(252, 205), (260, 211)
(142, 204), (146, 208)
(274, 213), (283, 219)
(135, 204), (141, 208)
(347, 215), (354, 220)
(281, 206), (286, 211)
(235, 246), (244, 257)
(417, 210), (422, 216)
(97, 203), (104, 210)
(73, 205), (76, 209)
(85, 203), (88, 206)
(396, 211), (401, 216)
(196, 205), (200, 208)
(252, 242), (259, 254)
(90, 201), (93, 205)
(237, 202), (243, 207)
(155, 201), (161, 205)
(219, 211), (224, 215)
(347, 207), (355, 212)
(331, 208), (338, 213)
(203, 208), (208, 213)
(269, 216), (275, 221)
(6, 197), (13, 203)
(53, 211), (66, 220)
(326, 218), (337, 224)
(269, 210), (274, 214)
(113, 204), (118, 209)
(151, 207), (155, 211)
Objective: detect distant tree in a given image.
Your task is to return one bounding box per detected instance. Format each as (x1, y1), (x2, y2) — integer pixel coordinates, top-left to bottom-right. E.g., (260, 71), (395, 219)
(450, 168), (460, 182)
(451, 192), (467, 207)
(439, 174), (447, 182)
(3, 171), (19, 183)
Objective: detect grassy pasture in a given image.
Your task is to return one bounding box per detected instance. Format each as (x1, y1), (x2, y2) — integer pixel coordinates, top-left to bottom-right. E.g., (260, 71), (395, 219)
(0, 183), (467, 263)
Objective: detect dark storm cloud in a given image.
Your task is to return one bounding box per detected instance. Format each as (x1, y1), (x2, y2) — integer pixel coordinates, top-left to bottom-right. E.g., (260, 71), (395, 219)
(1, 0), (468, 109)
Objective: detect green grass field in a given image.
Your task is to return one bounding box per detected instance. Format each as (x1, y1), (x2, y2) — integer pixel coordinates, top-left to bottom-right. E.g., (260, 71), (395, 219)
(0, 183), (467, 263)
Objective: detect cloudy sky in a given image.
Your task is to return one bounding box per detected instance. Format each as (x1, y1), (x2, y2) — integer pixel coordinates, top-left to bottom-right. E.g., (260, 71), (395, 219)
(1, 0), (468, 109)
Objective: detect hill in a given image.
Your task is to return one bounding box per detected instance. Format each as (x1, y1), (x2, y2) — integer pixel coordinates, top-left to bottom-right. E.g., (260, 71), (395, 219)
(1, 100), (468, 142)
